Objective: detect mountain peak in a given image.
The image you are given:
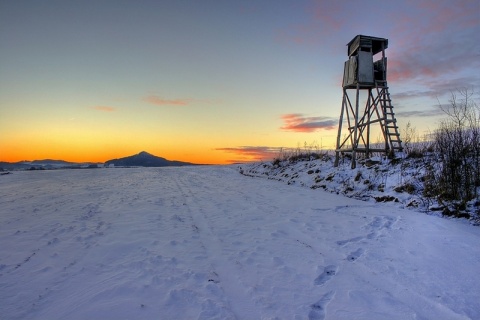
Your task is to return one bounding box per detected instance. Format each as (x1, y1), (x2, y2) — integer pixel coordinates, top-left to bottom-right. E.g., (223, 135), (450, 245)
(105, 152), (194, 167)
(136, 151), (155, 159)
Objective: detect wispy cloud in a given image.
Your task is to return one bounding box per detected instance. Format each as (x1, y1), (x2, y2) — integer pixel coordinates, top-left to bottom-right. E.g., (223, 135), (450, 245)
(280, 113), (336, 132)
(93, 106), (116, 112)
(216, 146), (280, 163)
(394, 77), (479, 100)
(388, 46), (480, 85)
(396, 108), (444, 118)
(276, 1), (401, 49)
(386, 1), (480, 95)
(144, 95), (191, 106)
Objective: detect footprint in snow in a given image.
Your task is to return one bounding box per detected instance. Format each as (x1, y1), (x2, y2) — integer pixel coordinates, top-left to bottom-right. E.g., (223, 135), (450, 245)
(309, 290), (335, 320)
(367, 216), (383, 228)
(314, 265), (338, 286)
(347, 248), (365, 261)
(367, 216), (398, 231)
(336, 235), (364, 246)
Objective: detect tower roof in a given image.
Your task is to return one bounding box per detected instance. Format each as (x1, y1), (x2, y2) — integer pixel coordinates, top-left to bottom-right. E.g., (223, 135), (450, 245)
(347, 35), (388, 57)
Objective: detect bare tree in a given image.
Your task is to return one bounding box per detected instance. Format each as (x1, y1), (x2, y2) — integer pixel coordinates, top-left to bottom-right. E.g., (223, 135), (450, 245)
(433, 88), (479, 211)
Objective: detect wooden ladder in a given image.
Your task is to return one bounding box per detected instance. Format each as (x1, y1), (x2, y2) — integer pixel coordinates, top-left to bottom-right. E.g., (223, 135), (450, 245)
(376, 81), (403, 152)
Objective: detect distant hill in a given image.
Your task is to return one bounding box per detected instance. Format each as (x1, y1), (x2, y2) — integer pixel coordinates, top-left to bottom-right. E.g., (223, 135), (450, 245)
(0, 159), (100, 171)
(104, 151), (195, 167)
(0, 152), (195, 171)
(31, 159), (72, 165)
(0, 162), (32, 171)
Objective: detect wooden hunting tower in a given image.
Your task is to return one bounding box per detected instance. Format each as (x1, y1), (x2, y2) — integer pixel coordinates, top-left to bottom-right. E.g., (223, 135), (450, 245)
(334, 35), (402, 168)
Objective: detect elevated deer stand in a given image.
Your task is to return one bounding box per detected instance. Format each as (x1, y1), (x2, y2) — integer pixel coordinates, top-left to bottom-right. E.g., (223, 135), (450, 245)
(334, 35), (402, 169)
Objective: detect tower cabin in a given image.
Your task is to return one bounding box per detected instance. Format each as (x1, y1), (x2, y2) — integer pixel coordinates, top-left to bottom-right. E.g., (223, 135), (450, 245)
(343, 35), (388, 88)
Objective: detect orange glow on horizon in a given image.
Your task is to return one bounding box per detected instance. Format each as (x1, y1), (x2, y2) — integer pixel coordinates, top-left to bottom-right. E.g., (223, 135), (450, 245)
(0, 114), (339, 165)
(1, 133), (339, 165)
(1, 148), (233, 165)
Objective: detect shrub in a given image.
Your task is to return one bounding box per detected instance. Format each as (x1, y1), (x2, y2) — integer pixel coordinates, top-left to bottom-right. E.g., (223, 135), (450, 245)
(433, 89), (479, 204)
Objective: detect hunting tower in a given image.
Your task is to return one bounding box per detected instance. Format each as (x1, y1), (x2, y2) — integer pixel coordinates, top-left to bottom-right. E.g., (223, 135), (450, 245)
(334, 35), (402, 168)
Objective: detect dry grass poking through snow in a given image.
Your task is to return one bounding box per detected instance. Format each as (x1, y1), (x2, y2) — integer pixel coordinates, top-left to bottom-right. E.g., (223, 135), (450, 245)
(239, 152), (480, 224)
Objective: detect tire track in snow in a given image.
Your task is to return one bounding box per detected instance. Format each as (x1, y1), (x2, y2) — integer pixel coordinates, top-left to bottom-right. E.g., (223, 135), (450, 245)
(172, 170), (261, 320)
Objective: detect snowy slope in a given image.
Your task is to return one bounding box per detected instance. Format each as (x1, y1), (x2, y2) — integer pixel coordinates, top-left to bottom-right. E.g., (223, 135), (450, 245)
(239, 154), (480, 221)
(1, 166), (479, 319)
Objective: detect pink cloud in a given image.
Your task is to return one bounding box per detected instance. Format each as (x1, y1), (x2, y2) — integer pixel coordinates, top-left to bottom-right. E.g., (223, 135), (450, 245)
(93, 106), (116, 112)
(386, 0), (480, 90)
(415, 0), (480, 32)
(280, 114), (336, 132)
(388, 42), (480, 92)
(144, 95), (191, 106)
(216, 146), (280, 163)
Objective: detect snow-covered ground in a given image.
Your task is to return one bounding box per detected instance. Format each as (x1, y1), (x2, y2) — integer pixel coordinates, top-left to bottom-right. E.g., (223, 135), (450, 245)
(1, 166), (479, 319)
(239, 154), (480, 221)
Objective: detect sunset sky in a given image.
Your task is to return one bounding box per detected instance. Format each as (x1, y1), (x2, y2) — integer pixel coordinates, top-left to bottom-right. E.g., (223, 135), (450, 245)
(1, 0), (479, 164)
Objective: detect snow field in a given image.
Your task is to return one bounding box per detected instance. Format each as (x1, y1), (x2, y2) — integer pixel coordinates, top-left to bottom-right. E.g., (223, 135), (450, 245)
(0, 166), (479, 319)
